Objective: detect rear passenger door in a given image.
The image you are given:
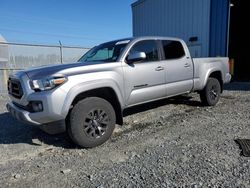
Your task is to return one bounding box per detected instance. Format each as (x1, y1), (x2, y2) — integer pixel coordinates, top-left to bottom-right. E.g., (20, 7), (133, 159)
(161, 40), (193, 96)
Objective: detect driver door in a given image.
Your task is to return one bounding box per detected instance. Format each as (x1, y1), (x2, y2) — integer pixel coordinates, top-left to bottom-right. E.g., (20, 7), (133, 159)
(123, 40), (166, 106)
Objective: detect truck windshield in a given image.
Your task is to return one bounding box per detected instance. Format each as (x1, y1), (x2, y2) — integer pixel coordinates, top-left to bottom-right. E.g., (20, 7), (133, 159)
(78, 40), (130, 63)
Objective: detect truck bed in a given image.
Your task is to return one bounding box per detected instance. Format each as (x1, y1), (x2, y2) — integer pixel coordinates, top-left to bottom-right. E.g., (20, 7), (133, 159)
(192, 57), (230, 91)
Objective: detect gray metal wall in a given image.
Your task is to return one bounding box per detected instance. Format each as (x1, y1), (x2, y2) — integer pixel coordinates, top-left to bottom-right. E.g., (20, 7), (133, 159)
(132, 0), (212, 57)
(0, 42), (89, 94)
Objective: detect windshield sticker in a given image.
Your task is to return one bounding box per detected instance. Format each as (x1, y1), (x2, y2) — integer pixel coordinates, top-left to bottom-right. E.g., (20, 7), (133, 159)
(115, 40), (130, 45)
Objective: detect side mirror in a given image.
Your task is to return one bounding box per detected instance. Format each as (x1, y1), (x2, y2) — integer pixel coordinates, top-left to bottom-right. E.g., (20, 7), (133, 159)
(127, 52), (146, 63)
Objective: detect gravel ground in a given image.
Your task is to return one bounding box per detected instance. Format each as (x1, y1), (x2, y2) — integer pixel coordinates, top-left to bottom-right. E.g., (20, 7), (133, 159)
(0, 82), (250, 188)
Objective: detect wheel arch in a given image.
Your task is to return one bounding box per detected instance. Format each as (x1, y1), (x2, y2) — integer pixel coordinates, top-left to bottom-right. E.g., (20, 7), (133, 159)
(65, 87), (123, 126)
(203, 70), (223, 92)
(208, 71), (223, 92)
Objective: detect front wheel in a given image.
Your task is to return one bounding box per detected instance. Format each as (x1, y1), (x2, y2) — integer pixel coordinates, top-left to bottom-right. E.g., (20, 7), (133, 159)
(200, 78), (221, 106)
(68, 97), (116, 148)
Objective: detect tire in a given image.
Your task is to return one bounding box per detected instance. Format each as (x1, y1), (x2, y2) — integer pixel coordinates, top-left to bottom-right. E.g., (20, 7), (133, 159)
(68, 97), (116, 148)
(200, 78), (221, 106)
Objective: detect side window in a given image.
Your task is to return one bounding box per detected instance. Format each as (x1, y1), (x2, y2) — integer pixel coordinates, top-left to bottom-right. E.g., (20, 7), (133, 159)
(129, 40), (159, 62)
(162, 40), (185, 60)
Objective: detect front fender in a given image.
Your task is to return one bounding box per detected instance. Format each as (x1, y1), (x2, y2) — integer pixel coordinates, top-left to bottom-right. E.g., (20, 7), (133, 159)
(60, 79), (125, 117)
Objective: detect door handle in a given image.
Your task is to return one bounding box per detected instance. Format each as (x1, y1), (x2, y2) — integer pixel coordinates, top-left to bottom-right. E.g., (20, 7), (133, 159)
(184, 63), (191, 68)
(155, 66), (164, 71)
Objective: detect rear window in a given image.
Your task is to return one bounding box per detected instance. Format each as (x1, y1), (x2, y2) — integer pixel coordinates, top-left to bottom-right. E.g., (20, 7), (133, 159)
(162, 40), (185, 60)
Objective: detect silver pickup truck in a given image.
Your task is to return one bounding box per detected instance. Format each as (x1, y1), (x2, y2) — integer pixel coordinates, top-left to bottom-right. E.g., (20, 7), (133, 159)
(7, 36), (231, 148)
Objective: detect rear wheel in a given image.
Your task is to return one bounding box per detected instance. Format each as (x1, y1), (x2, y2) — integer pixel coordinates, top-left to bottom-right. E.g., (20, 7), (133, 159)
(200, 78), (221, 106)
(68, 97), (116, 148)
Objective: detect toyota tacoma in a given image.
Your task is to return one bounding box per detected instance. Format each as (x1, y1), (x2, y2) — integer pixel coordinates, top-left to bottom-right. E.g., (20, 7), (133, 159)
(6, 37), (231, 148)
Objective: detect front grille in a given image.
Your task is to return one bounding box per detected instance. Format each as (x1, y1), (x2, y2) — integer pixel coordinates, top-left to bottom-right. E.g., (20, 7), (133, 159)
(8, 78), (23, 99)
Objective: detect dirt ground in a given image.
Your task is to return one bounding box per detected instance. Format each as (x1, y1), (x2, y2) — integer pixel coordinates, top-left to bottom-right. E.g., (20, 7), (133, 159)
(0, 82), (250, 188)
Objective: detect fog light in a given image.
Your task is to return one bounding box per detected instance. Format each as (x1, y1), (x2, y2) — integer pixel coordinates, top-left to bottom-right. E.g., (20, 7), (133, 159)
(30, 101), (43, 112)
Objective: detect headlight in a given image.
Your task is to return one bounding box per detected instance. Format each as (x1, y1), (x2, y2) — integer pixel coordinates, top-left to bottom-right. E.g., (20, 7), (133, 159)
(30, 76), (67, 91)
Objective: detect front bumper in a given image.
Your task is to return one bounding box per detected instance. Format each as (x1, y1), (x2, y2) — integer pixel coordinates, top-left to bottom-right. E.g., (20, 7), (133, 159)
(7, 72), (68, 126)
(6, 102), (66, 134)
(6, 102), (41, 125)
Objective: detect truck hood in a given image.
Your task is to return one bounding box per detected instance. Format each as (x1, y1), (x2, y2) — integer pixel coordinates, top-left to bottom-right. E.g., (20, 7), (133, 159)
(24, 61), (112, 80)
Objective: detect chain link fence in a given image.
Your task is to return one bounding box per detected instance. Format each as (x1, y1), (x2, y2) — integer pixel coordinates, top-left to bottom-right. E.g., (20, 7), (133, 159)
(0, 42), (89, 94)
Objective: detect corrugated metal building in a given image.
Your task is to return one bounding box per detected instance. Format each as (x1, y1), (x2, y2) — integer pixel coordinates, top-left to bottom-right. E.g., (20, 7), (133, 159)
(132, 0), (250, 80)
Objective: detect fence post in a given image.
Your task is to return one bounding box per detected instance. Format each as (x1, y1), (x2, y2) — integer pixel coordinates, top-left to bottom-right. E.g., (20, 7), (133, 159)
(59, 40), (63, 64)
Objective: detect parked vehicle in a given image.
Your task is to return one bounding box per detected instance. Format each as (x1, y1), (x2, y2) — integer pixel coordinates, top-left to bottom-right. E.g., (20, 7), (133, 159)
(6, 37), (231, 148)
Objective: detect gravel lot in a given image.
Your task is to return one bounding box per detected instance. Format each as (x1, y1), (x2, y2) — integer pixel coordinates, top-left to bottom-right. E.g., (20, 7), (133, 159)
(0, 82), (250, 188)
